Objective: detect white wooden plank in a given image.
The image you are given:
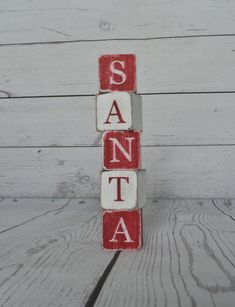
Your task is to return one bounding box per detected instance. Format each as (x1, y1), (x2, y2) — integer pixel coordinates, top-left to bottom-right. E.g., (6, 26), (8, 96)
(0, 0), (234, 44)
(212, 199), (235, 219)
(0, 198), (68, 232)
(1, 93), (235, 147)
(0, 198), (114, 306)
(1, 36), (235, 97)
(96, 199), (235, 307)
(1, 146), (235, 198)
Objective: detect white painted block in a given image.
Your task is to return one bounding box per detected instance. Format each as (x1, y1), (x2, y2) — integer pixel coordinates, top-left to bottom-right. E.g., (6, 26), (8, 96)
(101, 170), (146, 210)
(96, 92), (143, 131)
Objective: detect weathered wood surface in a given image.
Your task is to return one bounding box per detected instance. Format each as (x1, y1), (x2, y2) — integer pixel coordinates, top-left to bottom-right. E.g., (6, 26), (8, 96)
(1, 0), (234, 45)
(1, 36), (235, 98)
(1, 93), (235, 147)
(0, 198), (67, 232)
(212, 199), (235, 220)
(0, 198), (114, 306)
(1, 1), (235, 200)
(1, 147), (235, 199)
(0, 198), (234, 306)
(97, 199), (235, 307)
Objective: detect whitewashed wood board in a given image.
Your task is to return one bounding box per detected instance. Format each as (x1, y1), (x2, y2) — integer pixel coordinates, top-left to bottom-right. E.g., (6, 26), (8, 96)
(1, 146), (235, 198)
(96, 199), (235, 307)
(0, 198), (114, 306)
(1, 36), (235, 98)
(0, 0), (234, 44)
(1, 93), (235, 147)
(0, 198), (67, 232)
(212, 199), (235, 219)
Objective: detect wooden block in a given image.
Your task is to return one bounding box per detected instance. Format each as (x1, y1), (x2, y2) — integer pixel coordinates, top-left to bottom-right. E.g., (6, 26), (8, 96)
(96, 92), (142, 131)
(102, 209), (142, 250)
(101, 170), (146, 210)
(99, 54), (136, 92)
(103, 131), (141, 170)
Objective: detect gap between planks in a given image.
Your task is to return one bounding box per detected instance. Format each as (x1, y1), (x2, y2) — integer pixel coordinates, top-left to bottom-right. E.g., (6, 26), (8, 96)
(1, 91), (235, 100)
(0, 33), (235, 48)
(2, 144), (235, 149)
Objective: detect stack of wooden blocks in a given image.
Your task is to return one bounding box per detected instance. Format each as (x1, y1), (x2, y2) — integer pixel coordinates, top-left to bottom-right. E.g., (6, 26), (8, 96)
(96, 54), (146, 250)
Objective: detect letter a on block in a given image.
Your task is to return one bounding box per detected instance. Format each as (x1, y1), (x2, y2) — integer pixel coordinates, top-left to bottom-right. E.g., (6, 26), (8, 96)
(99, 54), (136, 92)
(104, 100), (126, 124)
(102, 210), (142, 250)
(96, 92), (143, 131)
(103, 131), (140, 169)
(109, 218), (134, 243)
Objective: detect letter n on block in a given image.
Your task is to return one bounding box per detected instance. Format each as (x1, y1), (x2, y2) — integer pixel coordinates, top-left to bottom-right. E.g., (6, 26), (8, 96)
(103, 131), (140, 169)
(99, 54), (136, 92)
(102, 210), (142, 250)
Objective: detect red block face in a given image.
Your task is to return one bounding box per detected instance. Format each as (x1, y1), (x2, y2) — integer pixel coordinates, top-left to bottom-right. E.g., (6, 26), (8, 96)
(99, 54), (136, 92)
(103, 131), (140, 170)
(102, 210), (142, 250)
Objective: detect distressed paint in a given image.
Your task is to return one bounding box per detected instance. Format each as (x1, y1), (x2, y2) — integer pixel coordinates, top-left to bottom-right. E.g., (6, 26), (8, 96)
(97, 199), (235, 306)
(101, 170), (146, 210)
(1, 37), (235, 97)
(96, 92), (142, 131)
(0, 0), (235, 44)
(102, 131), (141, 170)
(1, 94), (235, 147)
(99, 54), (136, 92)
(102, 209), (142, 250)
(0, 199), (234, 305)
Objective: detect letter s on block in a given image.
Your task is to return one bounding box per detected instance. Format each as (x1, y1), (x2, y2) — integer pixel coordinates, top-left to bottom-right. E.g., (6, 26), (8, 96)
(110, 61), (127, 85)
(99, 54), (136, 92)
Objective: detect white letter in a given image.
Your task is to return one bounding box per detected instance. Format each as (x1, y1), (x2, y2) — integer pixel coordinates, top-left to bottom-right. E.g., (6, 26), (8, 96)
(110, 61), (127, 85)
(109, 137), (134, 162)
(110, 217), (134, 242)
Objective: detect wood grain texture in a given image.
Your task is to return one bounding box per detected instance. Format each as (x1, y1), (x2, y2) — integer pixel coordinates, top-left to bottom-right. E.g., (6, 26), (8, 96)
(96, 199), (235, 307)
(0, 0), (234, 44)
(1, 146), (235, 198)
(1, 93), (235, 147)
(1, 36), (235, 97)
(0, 198), (67, 232)
(212, 199), (235, 220)
(0, 198), (114, 307)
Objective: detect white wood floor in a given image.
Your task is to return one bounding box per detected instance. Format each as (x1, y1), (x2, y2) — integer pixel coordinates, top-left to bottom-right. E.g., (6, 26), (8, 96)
(0, 198), (234, 307)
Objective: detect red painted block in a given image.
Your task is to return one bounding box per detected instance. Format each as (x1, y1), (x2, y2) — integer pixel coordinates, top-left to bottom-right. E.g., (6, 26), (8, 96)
(99, 54), (136, 92)
(103, 131), (141, 170)
(102, 209), (142, 250)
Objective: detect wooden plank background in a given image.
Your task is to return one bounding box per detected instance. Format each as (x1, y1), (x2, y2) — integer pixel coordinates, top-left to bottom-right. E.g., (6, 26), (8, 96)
(1, 147), (235, 199)
(0, 0), (235, 44)
(1, 94), (235, 147)
(1, 36), (235, 97)
(0, 0), (235, 198)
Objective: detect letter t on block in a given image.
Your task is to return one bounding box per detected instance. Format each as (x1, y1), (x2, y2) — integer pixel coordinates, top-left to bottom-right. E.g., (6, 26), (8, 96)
(101, 170), (146, 210)
(102, 210), (142, 250)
